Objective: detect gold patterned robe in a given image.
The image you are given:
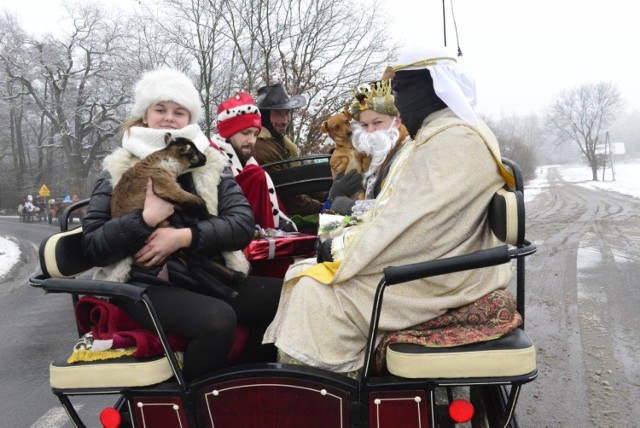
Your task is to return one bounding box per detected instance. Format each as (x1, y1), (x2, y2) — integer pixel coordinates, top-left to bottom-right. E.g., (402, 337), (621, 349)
(264, 109), (512, 373)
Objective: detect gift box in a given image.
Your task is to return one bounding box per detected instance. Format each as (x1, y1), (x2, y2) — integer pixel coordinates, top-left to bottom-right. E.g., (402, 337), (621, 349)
(244, 232), (317, 262)
(245, 232), (318, 279)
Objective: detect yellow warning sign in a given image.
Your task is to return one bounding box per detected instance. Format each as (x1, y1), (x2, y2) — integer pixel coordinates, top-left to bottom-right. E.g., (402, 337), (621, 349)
(39, 184), (51, 197)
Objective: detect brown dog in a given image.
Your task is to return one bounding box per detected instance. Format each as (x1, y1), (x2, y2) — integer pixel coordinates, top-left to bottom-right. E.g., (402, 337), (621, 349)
(321, 109), (369, 200)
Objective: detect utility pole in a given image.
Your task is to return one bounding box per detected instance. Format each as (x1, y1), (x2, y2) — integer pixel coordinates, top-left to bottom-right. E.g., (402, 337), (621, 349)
(607, 131), (615, 181)
(601, 131), (615, 181)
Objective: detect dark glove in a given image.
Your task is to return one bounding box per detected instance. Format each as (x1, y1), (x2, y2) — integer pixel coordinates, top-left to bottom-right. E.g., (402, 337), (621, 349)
(278, 217), (298, 232)
(316, 238), (334, 263)
(330, 196), (356, 215)
(328, 170), (364, 201)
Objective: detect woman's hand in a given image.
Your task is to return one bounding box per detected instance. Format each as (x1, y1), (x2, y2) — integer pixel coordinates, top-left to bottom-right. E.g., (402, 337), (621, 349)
(136, 178), (192, 268)
(142, 178), (174, 227)
(134, 227), (193, 268)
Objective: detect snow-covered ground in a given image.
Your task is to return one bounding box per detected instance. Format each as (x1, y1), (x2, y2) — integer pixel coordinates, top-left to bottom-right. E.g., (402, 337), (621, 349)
(0, 236), (21, 280)
(525, 159), (640, 202)
(1, 159), (639, 281)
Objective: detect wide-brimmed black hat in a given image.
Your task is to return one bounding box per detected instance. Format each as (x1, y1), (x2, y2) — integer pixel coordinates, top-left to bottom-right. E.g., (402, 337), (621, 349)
(256, 83), (306, 110)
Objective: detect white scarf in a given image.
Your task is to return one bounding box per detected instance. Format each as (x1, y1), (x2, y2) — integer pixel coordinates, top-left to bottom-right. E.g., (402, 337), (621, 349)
(122, 124), (211, 160)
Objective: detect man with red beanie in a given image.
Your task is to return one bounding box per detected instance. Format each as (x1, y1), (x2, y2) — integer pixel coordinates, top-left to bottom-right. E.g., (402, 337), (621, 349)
(212, 92), (296, 232)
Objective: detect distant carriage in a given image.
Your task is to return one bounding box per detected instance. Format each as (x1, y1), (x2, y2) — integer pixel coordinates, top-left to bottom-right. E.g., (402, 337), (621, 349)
(18, 200), (48, 222)
(48, 197), (84, 224)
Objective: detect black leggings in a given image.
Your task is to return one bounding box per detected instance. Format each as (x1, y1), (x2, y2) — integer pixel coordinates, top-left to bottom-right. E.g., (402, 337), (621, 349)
(118, 275), (282, 382)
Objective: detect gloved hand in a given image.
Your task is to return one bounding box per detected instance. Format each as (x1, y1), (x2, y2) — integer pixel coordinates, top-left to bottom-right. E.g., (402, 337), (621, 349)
(278, 217), (298, 232)
(330, 196), (356, 215)
(316, 238), (334, 263)
(328, 170), (364, 201)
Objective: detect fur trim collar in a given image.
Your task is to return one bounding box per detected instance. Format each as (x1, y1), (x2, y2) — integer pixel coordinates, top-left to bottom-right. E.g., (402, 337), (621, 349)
(122, 124), (211, 160)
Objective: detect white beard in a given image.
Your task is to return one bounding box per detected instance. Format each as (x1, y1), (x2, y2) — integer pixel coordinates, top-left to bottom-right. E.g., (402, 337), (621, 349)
(352, 127), (399, 197)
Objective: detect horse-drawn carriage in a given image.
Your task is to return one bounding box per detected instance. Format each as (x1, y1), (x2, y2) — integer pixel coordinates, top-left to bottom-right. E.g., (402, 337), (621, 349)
(30, 156), (536, 427)
(48, 197), (84, 224)
(18, 197), (49, 222)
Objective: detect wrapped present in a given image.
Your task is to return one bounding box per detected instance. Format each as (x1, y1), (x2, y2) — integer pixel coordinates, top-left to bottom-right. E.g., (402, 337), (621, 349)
(244, 229), (317, 262)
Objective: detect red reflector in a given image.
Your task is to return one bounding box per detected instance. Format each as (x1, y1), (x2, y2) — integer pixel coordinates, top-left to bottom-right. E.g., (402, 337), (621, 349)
(449, 399), (474, 423)
(100, 407), (122, 428)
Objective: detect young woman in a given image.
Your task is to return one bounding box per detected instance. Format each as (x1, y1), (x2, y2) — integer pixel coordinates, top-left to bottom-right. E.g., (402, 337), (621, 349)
(81, 68), (281, 381)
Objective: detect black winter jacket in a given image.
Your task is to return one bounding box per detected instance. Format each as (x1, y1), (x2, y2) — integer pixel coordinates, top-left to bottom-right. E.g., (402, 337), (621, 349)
(82, 169), (255, 269)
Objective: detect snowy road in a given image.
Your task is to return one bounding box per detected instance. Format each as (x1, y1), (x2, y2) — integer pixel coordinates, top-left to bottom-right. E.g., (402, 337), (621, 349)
(517, 165), (640, 427)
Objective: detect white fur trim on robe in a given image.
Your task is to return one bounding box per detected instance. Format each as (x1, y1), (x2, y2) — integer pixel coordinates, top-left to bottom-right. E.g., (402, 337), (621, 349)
(264, 109), (512, 373)
(92, 126), (249, 283)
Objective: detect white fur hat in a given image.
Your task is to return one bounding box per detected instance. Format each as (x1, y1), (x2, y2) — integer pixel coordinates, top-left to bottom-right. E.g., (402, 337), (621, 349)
(130, 68), (202, 124)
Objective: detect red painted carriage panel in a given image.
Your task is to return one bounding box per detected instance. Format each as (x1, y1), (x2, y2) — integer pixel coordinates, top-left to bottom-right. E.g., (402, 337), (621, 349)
(130, 396), (188, 428)
(368, 390), (429, 428)
(197, 376), (352, 428)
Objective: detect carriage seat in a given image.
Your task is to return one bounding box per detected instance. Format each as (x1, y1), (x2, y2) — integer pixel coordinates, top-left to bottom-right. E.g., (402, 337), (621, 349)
(383, 181), (536, 380)
(38, 226), (179, 389)
(386, 329), (536, 379)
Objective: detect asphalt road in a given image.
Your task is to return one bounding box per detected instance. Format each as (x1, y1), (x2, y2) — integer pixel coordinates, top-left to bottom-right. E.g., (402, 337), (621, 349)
(0, 217), (111, 427)
(1, 165), (639, 427)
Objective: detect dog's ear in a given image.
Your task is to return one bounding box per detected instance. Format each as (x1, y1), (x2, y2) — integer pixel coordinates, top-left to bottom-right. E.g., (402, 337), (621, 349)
(343, 109), (352, 122)
(320, 120), (328, 133)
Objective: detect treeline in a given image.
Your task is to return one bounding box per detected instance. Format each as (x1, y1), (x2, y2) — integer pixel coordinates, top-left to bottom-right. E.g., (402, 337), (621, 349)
(0, 0), (394, 209)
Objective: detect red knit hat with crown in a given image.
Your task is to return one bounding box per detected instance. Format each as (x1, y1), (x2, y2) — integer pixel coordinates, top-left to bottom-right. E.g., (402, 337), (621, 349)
(217, 93), (262, 138)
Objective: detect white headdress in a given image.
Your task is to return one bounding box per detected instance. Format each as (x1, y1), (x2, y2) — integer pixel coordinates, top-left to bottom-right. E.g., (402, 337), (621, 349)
(393, 46), (477, 125)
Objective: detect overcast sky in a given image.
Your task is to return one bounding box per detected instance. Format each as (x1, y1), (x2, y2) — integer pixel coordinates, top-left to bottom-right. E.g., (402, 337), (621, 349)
(382, 0), (640, 117)
(3, 0), (639, 117)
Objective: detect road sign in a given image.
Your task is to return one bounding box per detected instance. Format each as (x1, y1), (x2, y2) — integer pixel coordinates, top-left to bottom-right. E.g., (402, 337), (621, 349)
(39, 184), (51, 197)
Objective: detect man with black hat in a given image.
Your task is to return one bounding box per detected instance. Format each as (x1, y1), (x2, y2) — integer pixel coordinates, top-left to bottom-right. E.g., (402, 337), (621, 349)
(253, 83), (324, 216)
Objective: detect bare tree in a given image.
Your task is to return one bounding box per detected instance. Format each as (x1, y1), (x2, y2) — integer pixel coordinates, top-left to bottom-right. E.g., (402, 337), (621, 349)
(0, 13), (41, 201)
(142, 0), (395, 151)
(547, 82), (624, 180)
(1, 0), (396, 208)
(484, 113), (542, 181)
(1, 4), (131, 199)
(222, 0), (396, 153)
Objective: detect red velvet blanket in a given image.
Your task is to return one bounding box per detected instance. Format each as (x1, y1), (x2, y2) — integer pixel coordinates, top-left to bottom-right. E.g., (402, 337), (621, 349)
(75, 295), (187, 358)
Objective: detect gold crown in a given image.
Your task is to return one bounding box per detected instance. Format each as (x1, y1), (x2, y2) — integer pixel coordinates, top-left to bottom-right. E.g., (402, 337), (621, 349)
(350, 80), (397, 119)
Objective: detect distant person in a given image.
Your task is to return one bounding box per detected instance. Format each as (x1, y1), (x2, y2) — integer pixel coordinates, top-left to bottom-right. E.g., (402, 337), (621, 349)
(24, 195), (34, 212)
(253, 83), (323, 216)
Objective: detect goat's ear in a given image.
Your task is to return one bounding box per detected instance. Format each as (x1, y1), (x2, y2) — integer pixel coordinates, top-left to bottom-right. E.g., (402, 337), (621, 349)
(164, 132), (173, 146)
(179, 141), (194, 155)
(320, 121), (327, 133)
(344, 109), (352, 121)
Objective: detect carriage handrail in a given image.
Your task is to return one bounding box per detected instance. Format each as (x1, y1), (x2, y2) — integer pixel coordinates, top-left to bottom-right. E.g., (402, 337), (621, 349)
(60, 198), (89, 232)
